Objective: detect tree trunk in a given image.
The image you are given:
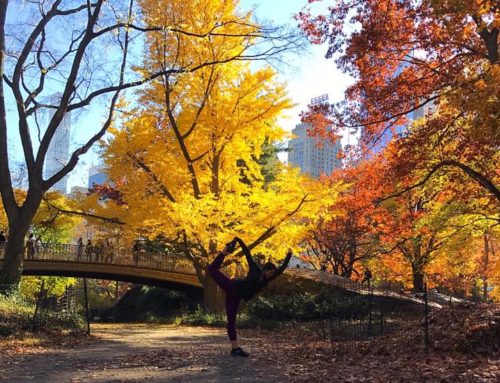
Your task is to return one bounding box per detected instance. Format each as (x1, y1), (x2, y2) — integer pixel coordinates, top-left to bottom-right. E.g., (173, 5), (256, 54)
(482, 234), (490, 301)
(210, 153), (220, 196)
(0, 198), (40, 293)
(203, 274), (221, 313)
(0, 219), (32, 292)
(32, 279), (46, 324)
(342, 267), (353, 278)
(482, 277), (488, 301)
(411, 264), (425, 293)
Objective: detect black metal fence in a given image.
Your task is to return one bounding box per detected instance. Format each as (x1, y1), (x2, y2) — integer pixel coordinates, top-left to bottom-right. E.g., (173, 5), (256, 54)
(272, 282), (434, 352)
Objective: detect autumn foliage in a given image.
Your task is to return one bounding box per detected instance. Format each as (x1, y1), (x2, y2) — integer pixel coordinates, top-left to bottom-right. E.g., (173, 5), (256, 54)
(92, 0), (337, 303)
(298, 0), (498, 199)
(294, 0), (499, 296)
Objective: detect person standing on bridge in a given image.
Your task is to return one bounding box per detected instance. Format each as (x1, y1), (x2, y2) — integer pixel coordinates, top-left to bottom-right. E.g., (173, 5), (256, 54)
(85, 239), (94, 261)
(361, 268), (373, 286)
(76, 238), (84, 260)
(26, 233), (37, 259)
(208, 237), (292, 357)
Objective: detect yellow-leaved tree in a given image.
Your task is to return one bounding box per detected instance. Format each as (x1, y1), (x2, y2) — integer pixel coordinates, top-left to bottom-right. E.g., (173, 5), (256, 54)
(97, 0), (338, 309)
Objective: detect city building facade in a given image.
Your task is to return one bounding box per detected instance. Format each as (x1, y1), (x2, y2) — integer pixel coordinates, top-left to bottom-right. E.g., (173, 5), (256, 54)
(288, 95), (342, 178)
(288, 123), (342, 178)
(44, 94), (71, 194)
(88, 165), (108, 189)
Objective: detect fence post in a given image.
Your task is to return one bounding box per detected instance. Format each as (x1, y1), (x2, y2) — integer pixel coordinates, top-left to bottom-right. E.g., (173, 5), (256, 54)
(83, 278), (91, 335)
(320, 301), (326, 340)
(329, 318), (334, 353)
(368, 286), (373, 337)
(424, 282), (429, 353)
(380, 301), (384, 336)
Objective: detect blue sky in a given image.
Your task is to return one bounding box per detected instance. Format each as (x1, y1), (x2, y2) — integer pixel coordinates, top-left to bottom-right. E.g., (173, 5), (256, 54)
(7, 0), (353, 191)
(241, 1), (355, 155)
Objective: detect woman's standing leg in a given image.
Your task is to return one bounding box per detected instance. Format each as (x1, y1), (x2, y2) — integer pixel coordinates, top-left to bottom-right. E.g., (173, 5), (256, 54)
(208, 251), (248, 356)
(225, 295), (240, 344)
(226, 294), (249, 357)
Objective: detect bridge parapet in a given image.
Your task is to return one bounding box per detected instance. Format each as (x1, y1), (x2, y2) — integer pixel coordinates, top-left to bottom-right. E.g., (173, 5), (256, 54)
(0, 241), (197, 276)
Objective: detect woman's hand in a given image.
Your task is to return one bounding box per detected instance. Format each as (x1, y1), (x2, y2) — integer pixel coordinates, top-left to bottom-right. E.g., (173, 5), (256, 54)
(224, 238), (238, 254)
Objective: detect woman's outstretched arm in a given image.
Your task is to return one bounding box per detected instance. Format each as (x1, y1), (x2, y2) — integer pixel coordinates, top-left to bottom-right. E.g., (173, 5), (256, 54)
(275, 248), (293, 276)
(235, 237), (259, 272)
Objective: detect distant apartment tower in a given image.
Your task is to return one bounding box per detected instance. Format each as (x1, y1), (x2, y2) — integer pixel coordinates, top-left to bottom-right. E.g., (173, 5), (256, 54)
(88, 165), (108, 189)
(44, 94), (70, 194)
(288, 95), (342, 178)
(288, 123), (342, 178)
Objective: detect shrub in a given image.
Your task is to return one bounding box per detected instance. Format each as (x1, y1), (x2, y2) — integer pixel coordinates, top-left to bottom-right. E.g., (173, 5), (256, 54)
(181, 306), (226, 327)
(245, 291), (371, 321)
(0, 289), (34, 333)
(1, 288), (85, 335)
(33, 311), (85, 332)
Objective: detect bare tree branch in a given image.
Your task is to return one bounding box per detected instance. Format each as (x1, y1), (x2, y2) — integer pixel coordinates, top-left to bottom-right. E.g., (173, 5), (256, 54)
(43, 197), (125, 225)
(376, 160), (500, 204)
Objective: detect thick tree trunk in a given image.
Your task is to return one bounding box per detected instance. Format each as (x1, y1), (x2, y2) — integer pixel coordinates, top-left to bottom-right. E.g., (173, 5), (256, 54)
(210, 153), (220, 196)
(411, 264), (425, 293)
(0, 196), (40, 293)
(342, 266), (353, 278)
(0, 219), (31, 291)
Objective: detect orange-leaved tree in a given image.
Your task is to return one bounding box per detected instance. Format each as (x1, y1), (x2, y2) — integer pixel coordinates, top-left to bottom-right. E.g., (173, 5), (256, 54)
(303, 159), (388, 277)
(426, 226), (500, 301)
(297, 0), (499, 205)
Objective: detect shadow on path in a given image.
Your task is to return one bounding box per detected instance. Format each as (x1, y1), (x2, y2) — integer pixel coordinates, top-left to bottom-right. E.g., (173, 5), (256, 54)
(0, 324), (288, 383)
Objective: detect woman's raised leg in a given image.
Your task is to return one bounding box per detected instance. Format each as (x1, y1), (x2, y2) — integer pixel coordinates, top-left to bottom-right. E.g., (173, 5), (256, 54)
(207, 251), (233, 293)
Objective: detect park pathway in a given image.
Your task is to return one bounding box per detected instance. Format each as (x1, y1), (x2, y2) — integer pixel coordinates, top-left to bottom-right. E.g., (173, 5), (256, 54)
(0, 324), (289, 383)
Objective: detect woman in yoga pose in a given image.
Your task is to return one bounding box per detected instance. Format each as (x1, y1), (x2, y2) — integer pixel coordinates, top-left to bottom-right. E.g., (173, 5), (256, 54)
(208, 237), (292, 357)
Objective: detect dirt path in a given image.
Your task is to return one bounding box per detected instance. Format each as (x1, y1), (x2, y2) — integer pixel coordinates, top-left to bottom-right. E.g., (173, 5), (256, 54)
(0, 324), (288, 383)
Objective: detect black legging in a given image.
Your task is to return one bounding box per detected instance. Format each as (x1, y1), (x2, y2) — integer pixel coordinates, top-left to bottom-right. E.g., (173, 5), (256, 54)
(207, 252), (240, 341)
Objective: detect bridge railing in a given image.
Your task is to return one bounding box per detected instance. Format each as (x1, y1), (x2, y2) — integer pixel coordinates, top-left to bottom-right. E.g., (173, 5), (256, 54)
(0, 241), (197, 275)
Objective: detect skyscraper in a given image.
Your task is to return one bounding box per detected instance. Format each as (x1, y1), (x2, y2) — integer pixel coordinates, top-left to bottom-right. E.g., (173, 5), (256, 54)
(44, 94), (70, 194)
(288, 95), (342, 178)
(288, 123), (342, 178)
(88, 165), (108, 189)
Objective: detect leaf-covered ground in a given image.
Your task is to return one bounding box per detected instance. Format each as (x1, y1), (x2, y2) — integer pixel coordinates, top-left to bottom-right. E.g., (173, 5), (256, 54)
(254, 303), (500, 383)
(0, 305), (498, 382)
